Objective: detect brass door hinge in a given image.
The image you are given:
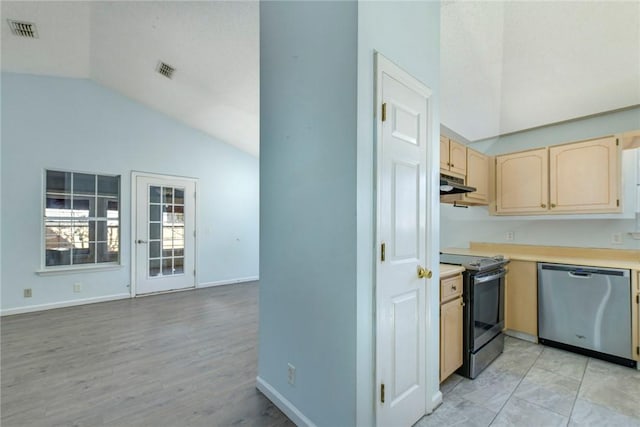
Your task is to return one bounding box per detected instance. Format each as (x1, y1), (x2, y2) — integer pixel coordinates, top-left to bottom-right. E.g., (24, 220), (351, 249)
(381, 242), (386, 262)
(636, 294), (639, 304)
(381, 103), (387, 122)
(616, 138), (619, 146)
(637, 346), (639, 356)
(380, 383), (385, 403)
(617, 199), (620, 207)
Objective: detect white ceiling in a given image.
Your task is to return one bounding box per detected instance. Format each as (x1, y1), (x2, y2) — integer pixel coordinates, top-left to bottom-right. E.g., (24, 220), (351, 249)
(441, 1), (640, 142)
(1, 1), (259, 156)
(3, 2), (638, 152)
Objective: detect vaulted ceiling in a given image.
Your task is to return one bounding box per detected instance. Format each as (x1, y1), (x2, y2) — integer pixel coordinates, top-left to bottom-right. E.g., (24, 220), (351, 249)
(3, 2), (639, 154)
(441, 1), (640, 142)
(1, 1), (259, 156)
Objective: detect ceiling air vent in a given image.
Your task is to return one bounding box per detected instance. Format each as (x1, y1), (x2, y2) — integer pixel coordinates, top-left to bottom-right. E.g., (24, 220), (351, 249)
(156, 62), (176, 79)
(7, 20), (38, 38)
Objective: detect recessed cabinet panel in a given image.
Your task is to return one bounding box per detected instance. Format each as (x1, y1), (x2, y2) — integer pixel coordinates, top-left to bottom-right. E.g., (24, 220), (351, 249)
(440, 136), (450, 170)
(440, 136), (466, 177)
(505, 261), (538, 337)
(440, 296), (463, 381)
(449, 140), (467, 176)
(549, 137), (620, 212)
(463, 148), (489, 204)
(496, 148), (548, 214)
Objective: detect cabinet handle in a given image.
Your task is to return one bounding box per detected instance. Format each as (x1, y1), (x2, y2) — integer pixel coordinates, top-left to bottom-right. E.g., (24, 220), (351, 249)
(452, 285), (457, 291)
(541, 203), (546, 208)
(460, 301), (465, 307)
(551, 203), (556, 208)
(447, 162), (450, 166)
(451, 164), (454, 167)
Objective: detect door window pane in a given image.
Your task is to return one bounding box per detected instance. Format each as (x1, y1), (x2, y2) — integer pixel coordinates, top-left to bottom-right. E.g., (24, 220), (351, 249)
(163, 187), (173, 204)
(150, 205), (161, 222)
(150, 186), (161, 203)
(149, 259), (161, 277)
(146, 185), (187, 277)
(149, 223), (161, 240)
(149, 241), (161, 258)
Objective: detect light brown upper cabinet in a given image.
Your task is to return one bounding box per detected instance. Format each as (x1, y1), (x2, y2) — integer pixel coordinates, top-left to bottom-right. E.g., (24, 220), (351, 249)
(549, 137), (620, 213)
(461, 148), (489, 204)
(496, 148), (549, 214)
(495, 136), (621, 215)
(440, 136), (467, 177)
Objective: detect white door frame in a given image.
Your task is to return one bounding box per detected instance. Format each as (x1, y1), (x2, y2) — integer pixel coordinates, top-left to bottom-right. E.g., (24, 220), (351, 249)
(374, 52), (441, 425)
(130, 171), (198, 297)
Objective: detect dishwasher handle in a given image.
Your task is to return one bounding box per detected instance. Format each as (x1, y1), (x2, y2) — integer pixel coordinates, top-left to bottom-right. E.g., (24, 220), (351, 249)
(568, 271), (592, 279)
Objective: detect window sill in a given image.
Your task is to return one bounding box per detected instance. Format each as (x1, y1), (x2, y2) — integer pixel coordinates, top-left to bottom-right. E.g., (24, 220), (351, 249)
(35, 264), (124, 276)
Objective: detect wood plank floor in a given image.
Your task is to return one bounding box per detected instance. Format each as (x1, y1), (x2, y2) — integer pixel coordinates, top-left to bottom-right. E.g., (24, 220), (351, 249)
(1, 283), (294, 427)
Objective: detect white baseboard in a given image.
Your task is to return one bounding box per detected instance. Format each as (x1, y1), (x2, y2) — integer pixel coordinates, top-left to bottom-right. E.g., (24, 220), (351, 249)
(198, 276), (259, 288)
(256, 376), (316, 427)
(429, 390), (443, 413)
(504, 330), (538, 344)
(1, 293), (130, 316)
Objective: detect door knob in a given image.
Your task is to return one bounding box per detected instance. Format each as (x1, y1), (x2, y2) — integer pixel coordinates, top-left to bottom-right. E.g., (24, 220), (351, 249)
(417, 266), (432, 279)
(136, 239), (148, 244)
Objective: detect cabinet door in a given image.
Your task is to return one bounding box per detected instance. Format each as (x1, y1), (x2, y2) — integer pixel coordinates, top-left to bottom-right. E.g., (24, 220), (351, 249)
(505, 261), (538, 337)
(440, 136), (450, 170)
(549, 137), (620, 213)
(440, 296), (463, 381)
(463, 148), (489, 204)
(449, 140), (467, 176)
(496, 148), (548, 214)
(634, 271), (639, 362)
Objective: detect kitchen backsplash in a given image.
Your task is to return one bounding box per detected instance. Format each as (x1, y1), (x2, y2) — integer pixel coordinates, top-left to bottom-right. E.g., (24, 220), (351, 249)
(440, 204), (639, 250)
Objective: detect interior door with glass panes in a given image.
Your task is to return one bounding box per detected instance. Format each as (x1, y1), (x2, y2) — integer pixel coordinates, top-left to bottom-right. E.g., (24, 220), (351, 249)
(135, 175), (196, 295)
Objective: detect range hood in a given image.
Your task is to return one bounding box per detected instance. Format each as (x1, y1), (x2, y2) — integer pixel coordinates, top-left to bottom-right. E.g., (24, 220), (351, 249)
(440, 174), (476, 195)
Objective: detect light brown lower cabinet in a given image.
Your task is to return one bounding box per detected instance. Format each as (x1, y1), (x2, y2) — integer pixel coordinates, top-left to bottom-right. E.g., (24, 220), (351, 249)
(633, 271), (639, 362)
(505, 260), (538, 337)
(440, 273), (463, 381)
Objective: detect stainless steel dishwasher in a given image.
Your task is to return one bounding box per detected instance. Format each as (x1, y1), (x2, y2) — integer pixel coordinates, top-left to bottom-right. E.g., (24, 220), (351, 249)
(538, 263), (635, 367)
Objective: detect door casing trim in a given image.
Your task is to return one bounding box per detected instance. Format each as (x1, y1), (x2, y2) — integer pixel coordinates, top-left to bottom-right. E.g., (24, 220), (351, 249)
(130, 171), (199, 297)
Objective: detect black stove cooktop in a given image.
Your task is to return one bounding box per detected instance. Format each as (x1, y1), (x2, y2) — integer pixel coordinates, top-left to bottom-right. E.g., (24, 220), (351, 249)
(440, 253), (509, 272)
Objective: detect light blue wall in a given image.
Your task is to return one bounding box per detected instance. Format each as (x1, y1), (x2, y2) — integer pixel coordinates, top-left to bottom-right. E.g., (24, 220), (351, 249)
(1, 72), (259, 312)
(478, 107), (640, 155)
(357, 1), (441, 424)
(442, 107), (640, 250)
(259, 2), (358, 426)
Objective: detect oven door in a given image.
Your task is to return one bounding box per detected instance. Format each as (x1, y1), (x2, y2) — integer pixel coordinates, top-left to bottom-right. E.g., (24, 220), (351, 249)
(470, 268), (506, 352)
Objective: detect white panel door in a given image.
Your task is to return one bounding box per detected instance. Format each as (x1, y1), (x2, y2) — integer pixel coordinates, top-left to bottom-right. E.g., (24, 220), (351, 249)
(134, 175), (196, 295)
(376, 54), (431, 427)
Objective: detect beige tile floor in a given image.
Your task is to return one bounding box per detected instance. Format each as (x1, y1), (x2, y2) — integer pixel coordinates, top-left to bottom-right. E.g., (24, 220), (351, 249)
(417, 336), (640, 427)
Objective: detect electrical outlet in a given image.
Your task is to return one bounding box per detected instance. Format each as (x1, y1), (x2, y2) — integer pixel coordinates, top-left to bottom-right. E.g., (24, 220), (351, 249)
(24, 288), (32, 298)
(73, 283), (82, 293)
(287, 363), (296, 385)
(611, 233), (623, 245)
(505, 231), (515, 241)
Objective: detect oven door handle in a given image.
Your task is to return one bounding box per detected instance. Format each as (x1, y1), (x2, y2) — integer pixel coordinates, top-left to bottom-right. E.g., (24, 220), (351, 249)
(474, 269), (507, 284)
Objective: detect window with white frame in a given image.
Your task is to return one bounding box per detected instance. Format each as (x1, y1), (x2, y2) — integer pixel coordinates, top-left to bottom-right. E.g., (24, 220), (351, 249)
(44, 170), (120, 267)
